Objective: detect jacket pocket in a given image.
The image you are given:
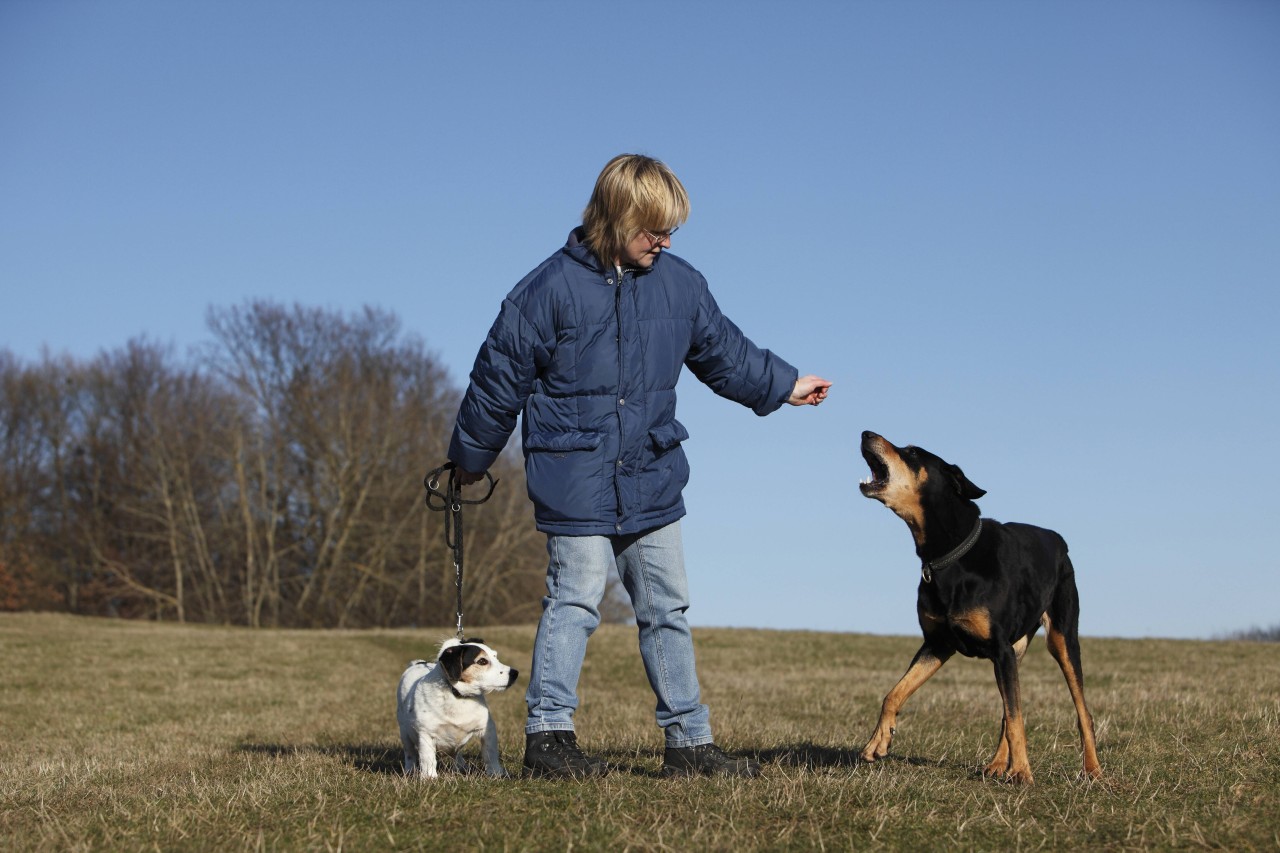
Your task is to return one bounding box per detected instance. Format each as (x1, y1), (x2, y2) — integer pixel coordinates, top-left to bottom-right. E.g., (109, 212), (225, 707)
(648, 419), (690, 452)
(524, 429), (602, 453)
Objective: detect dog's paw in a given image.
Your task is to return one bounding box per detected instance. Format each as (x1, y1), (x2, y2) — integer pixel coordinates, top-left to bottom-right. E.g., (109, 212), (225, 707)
(860, 728), (894, 762)
(1004, 768), (1035, 785)
(486, 766), (511, 779)
(986, 760), (1033, 785)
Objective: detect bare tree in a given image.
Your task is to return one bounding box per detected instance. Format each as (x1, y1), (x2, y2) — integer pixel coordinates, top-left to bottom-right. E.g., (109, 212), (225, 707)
(206, 302), (481, 627)
(0, 351), (108, 612)
(0, 302), (602, 629)
(48, 341), (234, 622)
(0, 351), (66, 610)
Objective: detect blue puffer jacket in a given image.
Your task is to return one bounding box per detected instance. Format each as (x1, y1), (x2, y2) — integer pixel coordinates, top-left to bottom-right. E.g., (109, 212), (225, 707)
(448, 228), (798, 536)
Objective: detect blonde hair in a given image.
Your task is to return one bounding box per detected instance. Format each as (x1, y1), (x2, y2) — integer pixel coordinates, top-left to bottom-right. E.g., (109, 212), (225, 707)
(581, 154), (690, 266)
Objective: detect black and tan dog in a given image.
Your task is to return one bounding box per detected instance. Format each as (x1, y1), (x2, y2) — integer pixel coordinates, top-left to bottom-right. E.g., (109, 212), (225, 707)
(857, 431), (1101, 784)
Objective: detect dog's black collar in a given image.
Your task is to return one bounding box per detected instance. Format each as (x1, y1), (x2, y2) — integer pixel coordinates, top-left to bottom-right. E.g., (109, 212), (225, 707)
(449, 684), (464, 699)
(922, 518), (983, 583)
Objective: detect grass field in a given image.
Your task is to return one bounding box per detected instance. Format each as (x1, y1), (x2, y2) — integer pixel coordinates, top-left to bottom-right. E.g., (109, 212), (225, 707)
(2, 613), (1277, 851)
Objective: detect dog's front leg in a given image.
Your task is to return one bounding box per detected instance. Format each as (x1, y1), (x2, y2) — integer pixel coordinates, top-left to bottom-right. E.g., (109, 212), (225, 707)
(415, 733), (439, 779)
(480, 717), (508, 778)
(984, 717), (1011, 778)
(988, 646), (1034, 784)
(401, 734), (418, 776)
(861, 643), (951, 763)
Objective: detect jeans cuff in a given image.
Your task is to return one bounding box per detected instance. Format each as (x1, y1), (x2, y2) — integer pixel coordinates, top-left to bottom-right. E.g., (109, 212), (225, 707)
(525, 723), (576, 735)
(665, 734), (715, 749)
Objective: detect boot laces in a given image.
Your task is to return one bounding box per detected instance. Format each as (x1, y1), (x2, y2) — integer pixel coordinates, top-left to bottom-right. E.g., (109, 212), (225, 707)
(553, 731), (592, 761)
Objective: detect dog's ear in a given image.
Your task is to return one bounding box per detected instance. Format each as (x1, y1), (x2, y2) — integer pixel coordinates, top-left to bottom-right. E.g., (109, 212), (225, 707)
(439, 644), (466, 684)
(947, 463), (986, 500)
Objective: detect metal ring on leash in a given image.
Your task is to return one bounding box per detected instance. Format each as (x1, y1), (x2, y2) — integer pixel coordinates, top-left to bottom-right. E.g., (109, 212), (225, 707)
(423, 462), (498, 639)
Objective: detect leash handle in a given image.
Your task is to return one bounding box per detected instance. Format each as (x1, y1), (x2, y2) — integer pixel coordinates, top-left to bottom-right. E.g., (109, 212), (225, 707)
(424, 462), (497, 511)
(424, 462), (498, 639)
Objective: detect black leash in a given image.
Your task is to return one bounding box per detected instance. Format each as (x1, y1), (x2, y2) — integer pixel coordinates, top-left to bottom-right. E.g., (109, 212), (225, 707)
(423, 462), (497, 639)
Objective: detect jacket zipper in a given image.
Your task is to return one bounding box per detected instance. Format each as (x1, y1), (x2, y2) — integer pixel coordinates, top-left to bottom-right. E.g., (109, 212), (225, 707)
(613, 266), (625, 532)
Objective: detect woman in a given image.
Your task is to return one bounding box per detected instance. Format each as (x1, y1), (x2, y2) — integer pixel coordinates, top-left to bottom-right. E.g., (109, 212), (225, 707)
(448, 154), (831, 778)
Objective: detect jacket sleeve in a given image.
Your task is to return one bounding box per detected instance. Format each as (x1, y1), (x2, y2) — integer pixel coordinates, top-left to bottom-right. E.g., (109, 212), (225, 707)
(448, 296), (549, 473)
(685, 281), (799, 416)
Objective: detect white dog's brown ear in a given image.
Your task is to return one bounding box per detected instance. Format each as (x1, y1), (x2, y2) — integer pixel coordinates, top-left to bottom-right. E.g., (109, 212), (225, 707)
(439, 644), (466, 684)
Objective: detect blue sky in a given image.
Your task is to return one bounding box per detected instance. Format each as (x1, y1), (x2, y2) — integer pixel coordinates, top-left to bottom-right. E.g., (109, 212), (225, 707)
(3, 1), (1277, 639)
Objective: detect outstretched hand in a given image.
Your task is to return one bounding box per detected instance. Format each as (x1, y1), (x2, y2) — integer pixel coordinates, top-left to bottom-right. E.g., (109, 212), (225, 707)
(788, 375), (833, 407)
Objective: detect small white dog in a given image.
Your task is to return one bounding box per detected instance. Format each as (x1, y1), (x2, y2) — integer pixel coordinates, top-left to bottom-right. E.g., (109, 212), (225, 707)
(395, 637), (518, 779)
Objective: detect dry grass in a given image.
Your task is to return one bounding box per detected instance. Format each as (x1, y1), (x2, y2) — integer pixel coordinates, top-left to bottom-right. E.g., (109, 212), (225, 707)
(2, 613), (1278, 851)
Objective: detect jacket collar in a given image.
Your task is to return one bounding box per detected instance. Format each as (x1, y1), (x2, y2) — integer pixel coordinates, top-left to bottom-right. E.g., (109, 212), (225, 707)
(563, 226), (654, 277)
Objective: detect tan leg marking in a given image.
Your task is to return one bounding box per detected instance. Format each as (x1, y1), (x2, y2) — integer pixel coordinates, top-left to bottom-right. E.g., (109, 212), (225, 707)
(1002, 710), (1034, 785)
(861, 652), (945, 762)
(985, 718), (1011, 778)
(990, 648), (1034, 784)
(1043, 614), (1103, 779)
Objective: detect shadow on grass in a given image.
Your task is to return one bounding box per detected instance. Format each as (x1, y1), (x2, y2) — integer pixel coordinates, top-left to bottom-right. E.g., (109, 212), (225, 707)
(238, 741), (403, 775)
(235, 741), (938, 779)
(587, 744), (937, 777)
(752, 743), (934, 770)
(237, 741), (672, 779)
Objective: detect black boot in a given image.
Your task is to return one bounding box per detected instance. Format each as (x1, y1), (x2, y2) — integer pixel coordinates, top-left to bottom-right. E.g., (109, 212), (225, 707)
(523, 731), (609, 779)
(661, 743), (761, 778)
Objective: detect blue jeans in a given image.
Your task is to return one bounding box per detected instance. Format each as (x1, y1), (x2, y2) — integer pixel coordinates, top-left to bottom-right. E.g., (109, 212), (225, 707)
(525, 520), (713, 747)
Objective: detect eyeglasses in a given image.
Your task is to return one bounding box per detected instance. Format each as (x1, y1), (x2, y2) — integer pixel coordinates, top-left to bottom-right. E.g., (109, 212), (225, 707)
(641, 226), (679, 244)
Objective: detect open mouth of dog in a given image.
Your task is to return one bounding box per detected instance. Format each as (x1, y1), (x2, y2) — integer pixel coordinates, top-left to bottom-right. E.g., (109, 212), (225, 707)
(859, 448), (890, 496)
(859, 432), (892, 497)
